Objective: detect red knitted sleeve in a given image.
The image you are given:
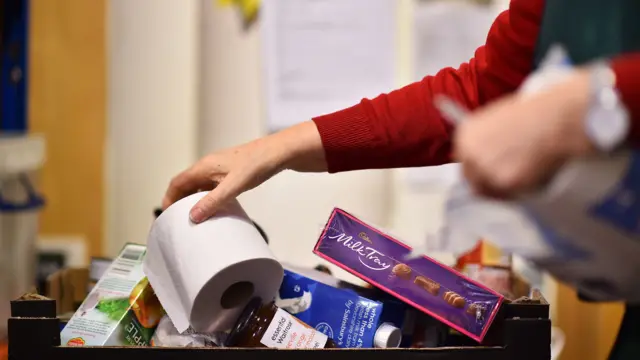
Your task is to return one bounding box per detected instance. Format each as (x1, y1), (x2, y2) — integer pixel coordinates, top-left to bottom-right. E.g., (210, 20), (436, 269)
(312, 0), (544, 173)
(611, 54), (640, 145)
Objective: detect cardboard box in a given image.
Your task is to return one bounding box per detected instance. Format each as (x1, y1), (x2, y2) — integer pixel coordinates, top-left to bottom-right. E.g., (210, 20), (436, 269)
(60, 244), (164, 346)
(45, 268), (89, 315)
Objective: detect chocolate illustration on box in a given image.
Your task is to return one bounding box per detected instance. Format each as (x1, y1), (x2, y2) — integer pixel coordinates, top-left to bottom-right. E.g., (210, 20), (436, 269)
(313, 208), (504, 342)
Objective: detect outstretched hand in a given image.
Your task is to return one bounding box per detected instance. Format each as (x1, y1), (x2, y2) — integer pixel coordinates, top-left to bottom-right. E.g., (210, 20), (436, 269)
(162, 139), (285, 223)
(162, 121), (327, 223)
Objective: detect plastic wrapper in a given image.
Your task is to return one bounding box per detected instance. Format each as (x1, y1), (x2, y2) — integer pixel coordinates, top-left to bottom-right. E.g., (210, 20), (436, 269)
(413, 45), (640, 303)
(314, 208), (504, 342)
(151, 315), (225, 347)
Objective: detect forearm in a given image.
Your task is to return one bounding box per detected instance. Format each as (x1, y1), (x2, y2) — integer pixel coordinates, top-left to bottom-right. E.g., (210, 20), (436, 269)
(267, 120), (328, 173)
(312, 0), (542, 173)
(313, 86), (457, 173)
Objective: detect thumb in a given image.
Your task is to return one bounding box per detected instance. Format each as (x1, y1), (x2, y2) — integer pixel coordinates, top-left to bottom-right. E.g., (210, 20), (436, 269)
(189, 178), (242, 223)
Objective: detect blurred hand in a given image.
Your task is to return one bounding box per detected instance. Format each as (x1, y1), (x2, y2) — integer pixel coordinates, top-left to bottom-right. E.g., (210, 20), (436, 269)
(453, 69), (597, 198)
(162, 121), (326, 223)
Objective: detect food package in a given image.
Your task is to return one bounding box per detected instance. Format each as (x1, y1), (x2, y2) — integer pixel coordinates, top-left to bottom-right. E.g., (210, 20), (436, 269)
(314, 208), (504, 342)
(60, 244), (164, 346)
(278, 269), (406, 348)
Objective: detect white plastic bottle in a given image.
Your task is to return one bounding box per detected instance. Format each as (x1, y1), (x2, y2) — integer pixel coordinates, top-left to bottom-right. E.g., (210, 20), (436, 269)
(373, 323), (402, 348)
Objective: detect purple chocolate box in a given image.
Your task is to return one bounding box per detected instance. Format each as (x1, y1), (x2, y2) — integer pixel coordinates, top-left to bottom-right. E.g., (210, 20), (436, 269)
(313, 208), (504, 342)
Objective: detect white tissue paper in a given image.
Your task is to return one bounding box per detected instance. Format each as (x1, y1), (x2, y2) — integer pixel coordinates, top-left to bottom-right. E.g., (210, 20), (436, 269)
(144, 192), (284, 333)
(420, 45), (640, 302)
(151, 315), (226, 347)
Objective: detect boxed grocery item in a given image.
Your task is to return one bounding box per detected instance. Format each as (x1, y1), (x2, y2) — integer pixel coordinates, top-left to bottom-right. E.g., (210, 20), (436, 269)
(455, 240), (512, 269)
(314, 208), (504, 342)
(334, 279), (418, 347)
(277, 269), (405, 348)
(45, 268), (89, 315)
(455, 240), (514, 298)
(88, 257), (113, 293)
(60, 243), (164, 346)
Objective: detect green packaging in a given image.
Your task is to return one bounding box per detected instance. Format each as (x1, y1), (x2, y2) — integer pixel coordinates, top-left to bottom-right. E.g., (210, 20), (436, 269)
(60, 243), (164, 346)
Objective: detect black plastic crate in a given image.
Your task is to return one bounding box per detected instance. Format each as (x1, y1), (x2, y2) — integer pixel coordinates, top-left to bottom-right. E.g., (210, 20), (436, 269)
(7, 297), (551, 360)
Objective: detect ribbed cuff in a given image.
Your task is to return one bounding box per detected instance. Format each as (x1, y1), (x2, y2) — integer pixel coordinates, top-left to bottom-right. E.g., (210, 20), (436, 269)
(312, 103), (380, 173)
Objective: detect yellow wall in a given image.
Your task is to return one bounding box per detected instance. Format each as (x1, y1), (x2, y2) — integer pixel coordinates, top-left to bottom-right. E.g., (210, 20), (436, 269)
(29, 0), (106, 257)
(557, 284), (624, 360)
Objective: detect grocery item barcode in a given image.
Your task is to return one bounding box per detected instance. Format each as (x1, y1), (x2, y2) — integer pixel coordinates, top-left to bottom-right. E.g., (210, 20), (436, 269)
(120, 247), (145, 261)
(109, 265), (134, 276)
(108, 246), (146, 277)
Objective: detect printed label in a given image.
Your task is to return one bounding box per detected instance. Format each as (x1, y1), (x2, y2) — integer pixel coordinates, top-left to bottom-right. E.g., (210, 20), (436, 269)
(60, 244), (156, 347)
(260, 308), (328, 349)
(108, 245), (146, 278)
(325, 232), (391, 271)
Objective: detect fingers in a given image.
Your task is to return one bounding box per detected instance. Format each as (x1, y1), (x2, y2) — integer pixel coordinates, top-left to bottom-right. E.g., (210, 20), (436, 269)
(462, 157), (537, 200)
(162, 166), (214, 211)
(461, 160), (503, 199)
(189, 176), (243, 223)
(456, 140), (514, 200)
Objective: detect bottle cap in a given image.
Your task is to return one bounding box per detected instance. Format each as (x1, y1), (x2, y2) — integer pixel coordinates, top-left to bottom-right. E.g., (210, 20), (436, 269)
(374, 323), (402, 348)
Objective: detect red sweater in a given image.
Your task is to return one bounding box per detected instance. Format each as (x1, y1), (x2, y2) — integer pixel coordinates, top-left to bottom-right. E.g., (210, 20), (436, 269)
(312, 0), (640, 173)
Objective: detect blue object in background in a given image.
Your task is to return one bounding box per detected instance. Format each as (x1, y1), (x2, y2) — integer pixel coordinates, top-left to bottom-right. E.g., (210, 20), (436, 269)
(589, 151), (640, 236)
(1, 0), (28, 132)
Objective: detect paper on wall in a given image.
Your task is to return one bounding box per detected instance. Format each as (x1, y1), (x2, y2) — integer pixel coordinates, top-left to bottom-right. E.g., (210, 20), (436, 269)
(406, 0), (496, 188)
(412, 0), (496, 79)
(261, 0), (397, 131)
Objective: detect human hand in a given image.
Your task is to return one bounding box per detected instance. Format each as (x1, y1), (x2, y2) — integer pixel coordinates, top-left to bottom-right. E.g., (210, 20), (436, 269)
(162, 121), (326, 222)
(448, 69), (597, 199)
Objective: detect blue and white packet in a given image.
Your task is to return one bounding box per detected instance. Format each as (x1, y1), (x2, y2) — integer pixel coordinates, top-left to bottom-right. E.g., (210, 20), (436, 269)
(339, 285), (416, 347)
(424, 45), (640, 303)
(277, 269), (403, 348)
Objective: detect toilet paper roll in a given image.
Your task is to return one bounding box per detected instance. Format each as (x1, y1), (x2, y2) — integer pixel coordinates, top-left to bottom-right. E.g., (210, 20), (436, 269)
(144, 192), (284, 333)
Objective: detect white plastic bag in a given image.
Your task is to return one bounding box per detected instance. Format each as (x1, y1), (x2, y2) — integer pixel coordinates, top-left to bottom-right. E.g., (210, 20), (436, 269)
(419, 46), (640, 302)
(151, 315), (227, 347)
